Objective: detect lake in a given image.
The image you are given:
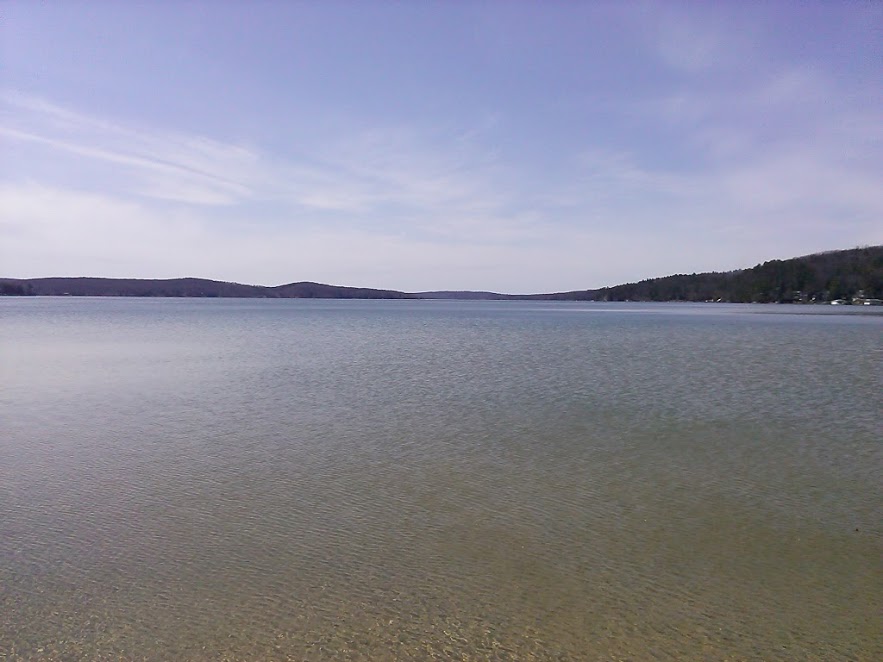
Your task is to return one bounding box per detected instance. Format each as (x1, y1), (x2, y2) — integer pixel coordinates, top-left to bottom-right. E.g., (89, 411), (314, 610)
(1, 298), (880, 660)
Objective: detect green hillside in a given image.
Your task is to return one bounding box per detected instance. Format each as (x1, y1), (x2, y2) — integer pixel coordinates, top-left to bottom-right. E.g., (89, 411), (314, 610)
(541, 246), (883, 303)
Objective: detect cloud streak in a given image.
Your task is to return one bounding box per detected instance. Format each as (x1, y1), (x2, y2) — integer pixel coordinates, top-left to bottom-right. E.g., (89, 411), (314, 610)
(1, 92), (509, 217)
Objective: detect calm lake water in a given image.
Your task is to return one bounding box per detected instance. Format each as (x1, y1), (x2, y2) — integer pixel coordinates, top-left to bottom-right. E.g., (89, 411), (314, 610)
(1, 298), (881, 661)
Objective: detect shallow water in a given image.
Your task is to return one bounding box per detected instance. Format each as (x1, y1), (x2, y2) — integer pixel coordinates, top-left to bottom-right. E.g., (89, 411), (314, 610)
(1, 299), (881, 660)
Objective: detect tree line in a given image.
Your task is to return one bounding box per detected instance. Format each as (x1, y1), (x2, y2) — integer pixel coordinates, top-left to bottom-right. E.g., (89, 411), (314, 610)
(538, 245), (882, 303)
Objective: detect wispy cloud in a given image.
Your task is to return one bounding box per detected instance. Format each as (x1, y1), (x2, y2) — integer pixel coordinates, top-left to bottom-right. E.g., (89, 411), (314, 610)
(2, 92), (259, 206)
(632, 3), (758, 74)
(1, 91), (514, 222)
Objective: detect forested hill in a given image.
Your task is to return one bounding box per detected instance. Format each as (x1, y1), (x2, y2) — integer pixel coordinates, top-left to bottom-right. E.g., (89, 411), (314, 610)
(537, 245), (883, 303)
(2, 246), (880, 302)
(0, 277), (416, 299)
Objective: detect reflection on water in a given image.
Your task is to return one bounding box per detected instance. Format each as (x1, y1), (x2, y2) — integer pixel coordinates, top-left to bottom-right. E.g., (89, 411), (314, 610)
(1, 299), (881, 660)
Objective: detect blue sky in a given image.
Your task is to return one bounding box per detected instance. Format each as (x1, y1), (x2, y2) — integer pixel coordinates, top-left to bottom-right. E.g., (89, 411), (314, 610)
(2, 2), (881, 292)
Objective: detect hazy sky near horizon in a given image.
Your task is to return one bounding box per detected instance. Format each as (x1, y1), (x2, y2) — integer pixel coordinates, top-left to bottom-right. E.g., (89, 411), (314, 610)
(2, 2), (881, 292)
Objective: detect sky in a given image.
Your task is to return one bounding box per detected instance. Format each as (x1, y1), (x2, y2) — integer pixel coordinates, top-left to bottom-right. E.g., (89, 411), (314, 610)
(1, 1), (881, 293)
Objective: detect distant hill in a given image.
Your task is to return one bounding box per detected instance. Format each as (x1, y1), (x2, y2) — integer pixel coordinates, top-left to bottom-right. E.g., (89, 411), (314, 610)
(271, 281), (415, 299)
(0, 277), (415, 299)
(2, 245), (880, 302)
(413, 246), (883, 302)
